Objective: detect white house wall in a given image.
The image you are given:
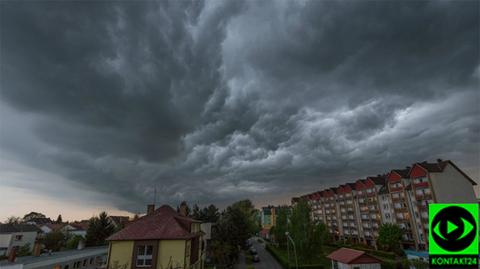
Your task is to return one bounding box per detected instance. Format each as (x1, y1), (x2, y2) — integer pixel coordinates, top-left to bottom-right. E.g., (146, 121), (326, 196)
(430, 164), (476, 203)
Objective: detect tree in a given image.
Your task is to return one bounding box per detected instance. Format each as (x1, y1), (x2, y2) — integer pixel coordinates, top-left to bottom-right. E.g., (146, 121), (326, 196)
(6, 216), (21, 224)
(17, 243), (32, 256)
(86, 212), (115, 246)
(66, 235), (84, 249)
(287, 199), (328, 263)
(42, 231), (66, 251)
(192, 204), (201, 219)
(378, 223), (403, 253)
(56, 214), (63, 224)
(204, 204), (220, 223)
(209, 199), (258, 265)
(273, 207), (288, 248)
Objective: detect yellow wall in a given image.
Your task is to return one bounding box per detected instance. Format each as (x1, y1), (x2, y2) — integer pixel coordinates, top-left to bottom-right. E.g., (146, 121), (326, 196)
(157, 240), (186, 269)
(108, 241), (134, 269)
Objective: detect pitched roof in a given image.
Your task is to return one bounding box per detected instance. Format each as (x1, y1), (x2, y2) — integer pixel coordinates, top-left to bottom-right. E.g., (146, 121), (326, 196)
(367, 175), (386, 186)
(25, 217), (52, 225)
(107, 205), (200, 241)
(43, 223), (66, 231)
(413, 160), (477, 185)
(0, 224), (40, 234)
(392, 168), (410, 178)
(327, 248), (381, 264)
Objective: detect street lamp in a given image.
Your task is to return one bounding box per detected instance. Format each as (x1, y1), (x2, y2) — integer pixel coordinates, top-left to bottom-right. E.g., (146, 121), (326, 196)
(285, 232), (298, 269)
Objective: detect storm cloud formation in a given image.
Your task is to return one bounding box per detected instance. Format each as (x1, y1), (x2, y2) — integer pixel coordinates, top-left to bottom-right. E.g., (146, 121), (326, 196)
(1, 0), (479, 212)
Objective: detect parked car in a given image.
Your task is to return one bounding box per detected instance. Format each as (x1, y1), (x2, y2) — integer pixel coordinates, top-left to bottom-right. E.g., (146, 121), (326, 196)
(253, 254), (260, 262)
(250, 247), (257, 255)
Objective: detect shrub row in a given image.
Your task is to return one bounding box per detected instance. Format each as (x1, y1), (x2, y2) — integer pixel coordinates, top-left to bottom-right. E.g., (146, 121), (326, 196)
(265, 244), (325, 269)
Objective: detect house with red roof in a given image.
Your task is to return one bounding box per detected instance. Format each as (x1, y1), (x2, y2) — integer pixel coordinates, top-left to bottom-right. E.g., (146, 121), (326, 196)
(106, 205), (204, 269)
(327, 248), (381, 269)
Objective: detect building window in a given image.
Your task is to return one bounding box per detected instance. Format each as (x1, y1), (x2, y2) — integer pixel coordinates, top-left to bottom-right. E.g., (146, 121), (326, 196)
(136, 245), (153, 267)
(83, 260), (87, 267)
(14, 235), (23, 241)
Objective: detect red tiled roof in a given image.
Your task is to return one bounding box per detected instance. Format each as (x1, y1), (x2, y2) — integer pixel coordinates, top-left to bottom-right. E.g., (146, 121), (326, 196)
(327, 248), (381, 264)
(44, 223), (65, 231)
(107, 205), (199, 241)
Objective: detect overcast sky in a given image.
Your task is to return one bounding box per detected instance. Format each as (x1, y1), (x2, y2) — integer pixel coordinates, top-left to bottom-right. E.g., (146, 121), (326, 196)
(0, 0), (479, 221)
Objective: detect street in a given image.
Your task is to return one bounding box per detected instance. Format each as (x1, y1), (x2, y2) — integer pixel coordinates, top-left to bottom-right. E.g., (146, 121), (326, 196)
(250, 238), (283, 269)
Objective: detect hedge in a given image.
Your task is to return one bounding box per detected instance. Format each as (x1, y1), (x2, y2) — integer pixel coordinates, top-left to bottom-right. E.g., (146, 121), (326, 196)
(265, 244), (325, 269)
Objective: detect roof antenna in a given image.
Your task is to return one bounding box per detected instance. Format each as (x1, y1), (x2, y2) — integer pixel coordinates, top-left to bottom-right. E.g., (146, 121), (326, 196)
(153, 187), (157, 207)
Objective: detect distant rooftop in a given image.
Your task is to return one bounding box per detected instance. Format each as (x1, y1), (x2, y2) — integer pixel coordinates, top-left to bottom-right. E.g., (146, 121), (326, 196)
(0, 224), (40, 234)
(0, 247), (107, 267)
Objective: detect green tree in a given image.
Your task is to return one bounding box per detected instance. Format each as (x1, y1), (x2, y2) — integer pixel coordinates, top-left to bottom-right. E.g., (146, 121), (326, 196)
(86, 212), (115, 246)
(42, 231), (66, 251)
(209, 199), (258, 265)
(377, 223), (403, 253)
(17, 243), (32, 256)
(56, 214), (63, 224)
(192, 204), (201, 219)
(204, 204), (220, 222)
(274, 207), (288, 248)
(66, 235), (84, 249)
(288, 199), (314, 262)
(6, 216), (21, 224)
(311, 221), (328, 255)
(287, 199), (328, 263)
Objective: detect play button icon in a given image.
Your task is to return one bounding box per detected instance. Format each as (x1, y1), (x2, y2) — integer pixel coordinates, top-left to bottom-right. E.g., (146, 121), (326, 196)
(447, 221), (458, 234)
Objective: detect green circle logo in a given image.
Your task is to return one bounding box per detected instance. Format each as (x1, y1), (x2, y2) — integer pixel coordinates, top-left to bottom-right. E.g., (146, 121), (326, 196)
(429, 203), (479, 255)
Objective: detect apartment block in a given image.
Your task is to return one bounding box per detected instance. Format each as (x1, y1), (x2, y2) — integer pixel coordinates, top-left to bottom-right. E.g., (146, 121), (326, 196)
(294, 159), (477, 250)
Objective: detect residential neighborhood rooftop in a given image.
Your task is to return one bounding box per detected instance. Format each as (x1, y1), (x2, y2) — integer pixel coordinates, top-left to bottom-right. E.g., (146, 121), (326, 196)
(0, 224), (40, 234)
(327, 247), (382, 264)
(107, 205), (201, 241)
(0, 247), (107, 267)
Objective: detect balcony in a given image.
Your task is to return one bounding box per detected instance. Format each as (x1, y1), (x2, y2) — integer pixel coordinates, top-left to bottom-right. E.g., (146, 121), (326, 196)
(414, 182), (429, 188)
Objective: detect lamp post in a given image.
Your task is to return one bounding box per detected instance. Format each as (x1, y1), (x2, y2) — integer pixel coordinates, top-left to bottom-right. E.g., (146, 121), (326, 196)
(285, 232), (298, 269)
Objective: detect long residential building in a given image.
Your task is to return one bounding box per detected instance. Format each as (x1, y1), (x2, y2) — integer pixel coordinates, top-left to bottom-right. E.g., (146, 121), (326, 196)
(293, 159), (477, 250)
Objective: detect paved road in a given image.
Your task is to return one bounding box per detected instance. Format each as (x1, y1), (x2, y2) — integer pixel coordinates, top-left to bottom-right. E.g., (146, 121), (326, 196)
(251, 238), (283, 269)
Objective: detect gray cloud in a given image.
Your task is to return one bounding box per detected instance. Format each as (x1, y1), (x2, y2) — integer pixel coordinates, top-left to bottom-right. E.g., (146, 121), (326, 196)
(0, 0), (478, 212)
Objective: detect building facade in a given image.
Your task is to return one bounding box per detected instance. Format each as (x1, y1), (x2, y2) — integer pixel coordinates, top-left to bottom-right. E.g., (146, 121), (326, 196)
(296, 159), (477, 250)
(0, 224), (39, 257)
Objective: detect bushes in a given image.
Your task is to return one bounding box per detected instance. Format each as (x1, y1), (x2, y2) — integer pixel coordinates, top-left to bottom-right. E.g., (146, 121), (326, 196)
(266, 244), (325, 269)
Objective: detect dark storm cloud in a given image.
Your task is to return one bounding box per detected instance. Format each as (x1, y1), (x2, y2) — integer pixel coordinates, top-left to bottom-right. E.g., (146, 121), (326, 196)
(0, 0), (478, 210)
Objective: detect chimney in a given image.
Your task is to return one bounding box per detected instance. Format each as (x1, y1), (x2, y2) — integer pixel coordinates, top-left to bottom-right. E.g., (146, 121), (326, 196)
(147, 204), (155, 215)
(8, 248), (16, 263)
(33, 241), (42, 257)
(179, 202), (188, 217)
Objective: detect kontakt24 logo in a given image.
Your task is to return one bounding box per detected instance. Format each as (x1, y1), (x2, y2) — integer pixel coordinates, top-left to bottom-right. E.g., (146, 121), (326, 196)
(429, 203), (479, 268)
